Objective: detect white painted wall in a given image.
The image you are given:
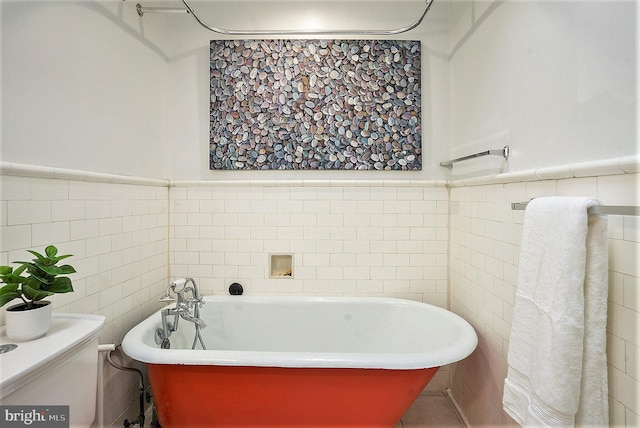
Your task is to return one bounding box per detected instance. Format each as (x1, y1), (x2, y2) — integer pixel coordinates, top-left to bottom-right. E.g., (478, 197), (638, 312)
(165, 0), (452, 180)
(1, 1), (170, 179)
(448, 0), (637, 177)
(164, 0), (639, 180)
(2, 1), (637, 180)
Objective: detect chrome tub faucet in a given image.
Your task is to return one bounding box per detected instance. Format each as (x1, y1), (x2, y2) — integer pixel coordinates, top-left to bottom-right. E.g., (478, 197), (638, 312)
(156, 278), (206, 349)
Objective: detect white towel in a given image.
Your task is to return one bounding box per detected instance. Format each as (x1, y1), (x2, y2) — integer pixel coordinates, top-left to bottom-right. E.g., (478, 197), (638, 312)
(503, 197), (609, 427)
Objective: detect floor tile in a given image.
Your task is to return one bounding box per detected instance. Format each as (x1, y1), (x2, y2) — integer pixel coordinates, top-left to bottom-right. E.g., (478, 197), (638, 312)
(399, 393), (464, 427)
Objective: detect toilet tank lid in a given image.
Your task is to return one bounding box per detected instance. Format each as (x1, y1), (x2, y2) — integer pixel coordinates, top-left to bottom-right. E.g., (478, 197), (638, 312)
(0, 313), (105, 399)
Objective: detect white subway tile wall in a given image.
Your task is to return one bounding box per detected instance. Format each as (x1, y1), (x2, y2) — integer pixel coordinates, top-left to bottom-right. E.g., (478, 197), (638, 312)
(449, 173), (640, 426)
(0, 174), (169, 425)
(169, 183), (450, 306)
(2, 167), (638, 427)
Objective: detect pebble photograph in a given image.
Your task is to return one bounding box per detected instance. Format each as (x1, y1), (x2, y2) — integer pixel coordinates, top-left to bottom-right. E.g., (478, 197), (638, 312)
(209, 39), (422, 170)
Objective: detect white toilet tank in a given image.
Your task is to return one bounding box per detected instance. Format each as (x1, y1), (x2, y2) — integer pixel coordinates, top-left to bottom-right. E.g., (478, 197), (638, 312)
(0, 313), (105, 427)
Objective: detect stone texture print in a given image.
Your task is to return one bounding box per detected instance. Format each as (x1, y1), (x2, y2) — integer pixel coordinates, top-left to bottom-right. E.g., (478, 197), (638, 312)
(209, 39), (421, 170)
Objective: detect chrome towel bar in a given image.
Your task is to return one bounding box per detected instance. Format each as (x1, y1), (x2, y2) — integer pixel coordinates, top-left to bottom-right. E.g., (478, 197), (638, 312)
(511, 201), (640, 216)
(136, 4), (188, 16)
(440, 146), (510, 170)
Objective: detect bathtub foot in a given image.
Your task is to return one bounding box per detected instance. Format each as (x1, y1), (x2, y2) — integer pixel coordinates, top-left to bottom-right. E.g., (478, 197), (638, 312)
(150, 403), (161, 428)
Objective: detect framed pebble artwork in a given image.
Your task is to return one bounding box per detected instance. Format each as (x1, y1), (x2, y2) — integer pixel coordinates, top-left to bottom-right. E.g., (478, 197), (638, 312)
(209, 39), (421, 170)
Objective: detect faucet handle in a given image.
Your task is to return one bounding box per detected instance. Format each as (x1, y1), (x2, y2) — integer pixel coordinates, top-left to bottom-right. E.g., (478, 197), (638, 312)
(159, 284), (176, 304)
(158, 293), (175, 304)
(184, 297), (204, 310)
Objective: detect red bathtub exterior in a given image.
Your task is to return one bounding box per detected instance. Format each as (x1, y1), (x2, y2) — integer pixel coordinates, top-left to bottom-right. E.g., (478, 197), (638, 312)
(148, 364), (439, 427)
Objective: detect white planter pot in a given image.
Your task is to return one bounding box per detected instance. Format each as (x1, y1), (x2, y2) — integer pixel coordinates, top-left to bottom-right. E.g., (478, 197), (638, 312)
(5, 301), (52, 341)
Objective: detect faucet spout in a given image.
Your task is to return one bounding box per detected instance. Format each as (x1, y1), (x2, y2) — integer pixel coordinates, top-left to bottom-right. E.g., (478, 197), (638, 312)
(180, 311), (207, 329)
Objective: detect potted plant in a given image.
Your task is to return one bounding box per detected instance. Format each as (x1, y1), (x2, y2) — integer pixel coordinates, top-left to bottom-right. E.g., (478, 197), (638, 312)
(0, 245), (75, 341)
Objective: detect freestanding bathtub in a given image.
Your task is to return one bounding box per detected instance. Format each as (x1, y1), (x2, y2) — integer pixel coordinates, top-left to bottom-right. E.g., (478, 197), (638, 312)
(122, 295), (477, 428)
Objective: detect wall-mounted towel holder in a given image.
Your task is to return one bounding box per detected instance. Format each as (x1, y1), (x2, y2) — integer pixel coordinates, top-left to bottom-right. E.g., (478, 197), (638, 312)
(511, 200), (640, 216)
(440, 146), (510, 170)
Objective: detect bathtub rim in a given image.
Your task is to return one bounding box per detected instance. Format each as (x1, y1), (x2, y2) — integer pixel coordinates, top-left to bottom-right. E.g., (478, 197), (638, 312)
(122, 295), (478, 370)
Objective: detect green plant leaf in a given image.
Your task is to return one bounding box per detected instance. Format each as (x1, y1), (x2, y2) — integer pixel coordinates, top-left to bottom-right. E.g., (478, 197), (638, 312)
(0, 284), (21, 307)
(50, 277), (73, 293)
(14, 261), (38, 272)
(13, 264), (27, 275)
(0, 286), (20, 303)
(26, 250), (47, 263)
(57, 265), (76, 275)
(0, 266), (13, 275)
(0, 284), (20, 293)
(24, 265), (54, 285)
(45, 245), (58, 258)
(36, 263), (62, 276)
(50, 254), (73, 263)
(0, 290), (21, 307)
(22, 283), (54, 301)
(23, 277), (41, 288)
(0, 273), (26, 284)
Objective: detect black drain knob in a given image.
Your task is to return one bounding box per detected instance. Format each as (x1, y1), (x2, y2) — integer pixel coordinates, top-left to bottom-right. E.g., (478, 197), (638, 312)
(229, 282), (244, 295)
